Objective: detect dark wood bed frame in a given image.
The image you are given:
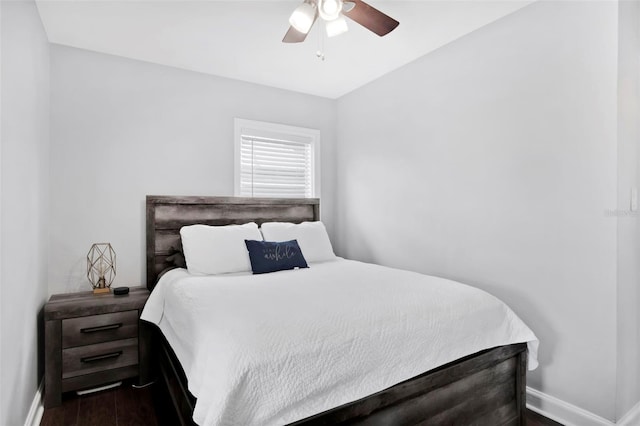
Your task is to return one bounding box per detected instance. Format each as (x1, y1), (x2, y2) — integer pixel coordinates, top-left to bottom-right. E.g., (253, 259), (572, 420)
(145, 195), (528, 426)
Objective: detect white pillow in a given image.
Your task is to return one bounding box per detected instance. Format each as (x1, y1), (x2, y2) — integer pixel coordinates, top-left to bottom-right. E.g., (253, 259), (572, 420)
(260, 221), (336, 263)
(180, 222), (262, 275)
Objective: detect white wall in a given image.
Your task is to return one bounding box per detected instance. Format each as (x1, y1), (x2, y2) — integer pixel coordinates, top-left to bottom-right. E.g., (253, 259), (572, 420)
(0, 1), (50, 424)
(49, 45), (336, 294)
(617, 0), (640, 419)
(336, 1), (619, 420)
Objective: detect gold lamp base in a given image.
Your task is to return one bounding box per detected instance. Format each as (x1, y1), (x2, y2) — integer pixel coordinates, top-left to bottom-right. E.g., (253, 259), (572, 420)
(93, 287), (111, 294)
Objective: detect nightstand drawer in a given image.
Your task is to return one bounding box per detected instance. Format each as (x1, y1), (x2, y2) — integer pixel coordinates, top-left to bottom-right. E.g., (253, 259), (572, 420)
(62, 337), (138, 379)
(62, 310), (138, 348)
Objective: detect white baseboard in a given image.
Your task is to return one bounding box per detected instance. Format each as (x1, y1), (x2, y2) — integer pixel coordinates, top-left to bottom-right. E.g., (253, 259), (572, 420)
(618, 400), (640, 426)
(526, 386), (614, 426)
(527, 387), (640, 426)
(24, 381), (44, 426)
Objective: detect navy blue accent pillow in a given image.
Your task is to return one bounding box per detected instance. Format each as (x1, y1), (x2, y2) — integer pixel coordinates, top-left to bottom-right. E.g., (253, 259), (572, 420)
(244, 239), (309, 274)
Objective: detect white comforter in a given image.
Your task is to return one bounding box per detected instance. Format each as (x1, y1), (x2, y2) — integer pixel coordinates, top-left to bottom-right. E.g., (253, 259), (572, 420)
(141, 258), (538, 426)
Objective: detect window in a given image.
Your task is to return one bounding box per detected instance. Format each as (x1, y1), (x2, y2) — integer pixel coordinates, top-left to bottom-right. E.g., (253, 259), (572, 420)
(234, 119), (320, 198)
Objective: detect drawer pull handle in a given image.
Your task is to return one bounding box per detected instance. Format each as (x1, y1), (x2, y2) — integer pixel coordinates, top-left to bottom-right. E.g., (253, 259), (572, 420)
(80, 323), (123, 333)
(81, 351), (123, 363)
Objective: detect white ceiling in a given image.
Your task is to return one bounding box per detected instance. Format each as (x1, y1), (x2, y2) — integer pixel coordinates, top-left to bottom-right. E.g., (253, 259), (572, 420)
(35, 0), (533, 98)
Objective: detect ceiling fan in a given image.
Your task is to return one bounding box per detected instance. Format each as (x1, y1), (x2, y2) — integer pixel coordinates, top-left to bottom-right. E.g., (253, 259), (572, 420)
(283, 0), (399, 43)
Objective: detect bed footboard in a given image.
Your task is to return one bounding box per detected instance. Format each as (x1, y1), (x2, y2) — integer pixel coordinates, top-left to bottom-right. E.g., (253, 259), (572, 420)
(157, 332), (527, 426)
(291, 343), (527, 426)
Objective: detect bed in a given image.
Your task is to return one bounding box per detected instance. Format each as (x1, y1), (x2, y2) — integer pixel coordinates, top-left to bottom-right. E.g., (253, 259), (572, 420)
(143, 195), (537, 426)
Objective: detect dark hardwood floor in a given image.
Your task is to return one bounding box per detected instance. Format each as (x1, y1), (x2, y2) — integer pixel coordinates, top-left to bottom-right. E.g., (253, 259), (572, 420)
(526, 410), (564, 426)
(41, 381), (563, 426)
(40, 380), (177, 426)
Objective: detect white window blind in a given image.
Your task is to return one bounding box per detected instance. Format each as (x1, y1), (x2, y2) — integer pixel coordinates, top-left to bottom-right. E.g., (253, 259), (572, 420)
(240, 136), (312, 198)
(234, 119), (320, 198)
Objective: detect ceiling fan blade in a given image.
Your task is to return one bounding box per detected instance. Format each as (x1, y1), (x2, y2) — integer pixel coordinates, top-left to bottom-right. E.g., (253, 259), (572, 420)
(283, 26), (308, 43)
(282, 13), (318, 43)
(342, 0), (399, 37)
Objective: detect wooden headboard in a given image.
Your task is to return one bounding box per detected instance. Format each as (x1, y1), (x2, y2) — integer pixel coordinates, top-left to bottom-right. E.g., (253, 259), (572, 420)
(145, 196), (320, 290)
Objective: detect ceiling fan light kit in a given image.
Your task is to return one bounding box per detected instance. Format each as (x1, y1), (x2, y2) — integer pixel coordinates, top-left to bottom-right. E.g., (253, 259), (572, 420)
(289, 1), (317, 34)
(283, 0), (399, 43)
(318, 0), (342, 21)
(325, 15), (348, 38)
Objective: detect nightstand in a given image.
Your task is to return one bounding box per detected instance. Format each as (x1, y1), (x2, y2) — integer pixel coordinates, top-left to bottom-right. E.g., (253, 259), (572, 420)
(43, 287), (151, 408)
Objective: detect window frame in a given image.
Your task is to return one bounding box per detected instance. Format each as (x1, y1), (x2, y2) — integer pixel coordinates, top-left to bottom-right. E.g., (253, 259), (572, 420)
(234, 118), (321, 198)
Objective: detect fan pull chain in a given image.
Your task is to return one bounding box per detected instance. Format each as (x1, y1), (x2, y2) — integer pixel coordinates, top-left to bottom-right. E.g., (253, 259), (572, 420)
(316, 24), (325, 61)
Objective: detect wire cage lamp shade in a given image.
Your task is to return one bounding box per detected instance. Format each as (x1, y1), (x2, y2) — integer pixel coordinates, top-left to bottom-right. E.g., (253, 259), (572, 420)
(87, 243), (116, 294)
